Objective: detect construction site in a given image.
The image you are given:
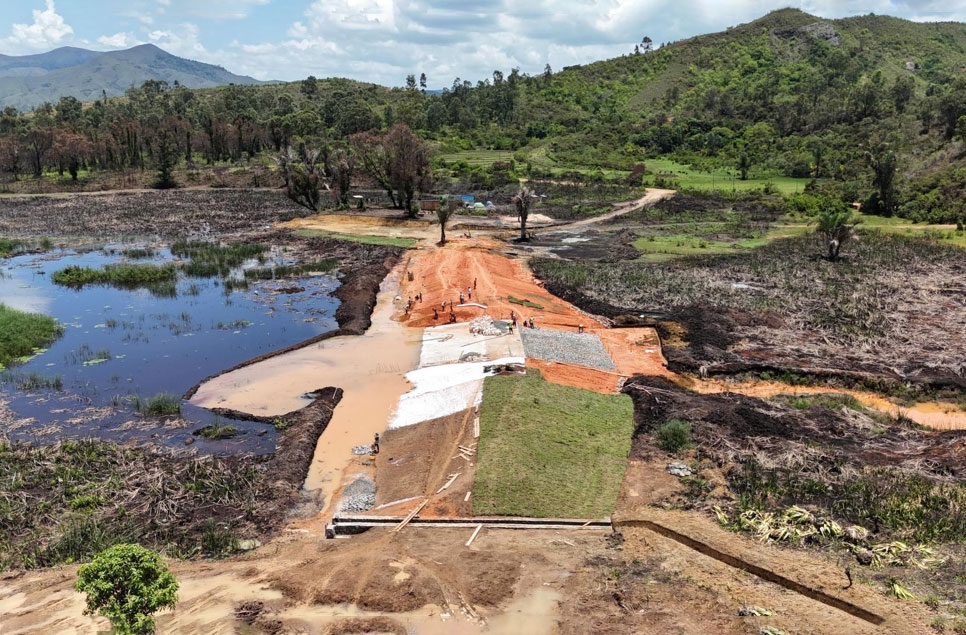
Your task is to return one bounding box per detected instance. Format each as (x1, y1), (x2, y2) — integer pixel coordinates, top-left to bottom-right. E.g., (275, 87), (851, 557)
(2, 187), (963, 634)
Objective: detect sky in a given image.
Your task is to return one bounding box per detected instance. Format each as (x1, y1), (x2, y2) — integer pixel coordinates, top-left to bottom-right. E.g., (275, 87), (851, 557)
(1, 0), (965, 88)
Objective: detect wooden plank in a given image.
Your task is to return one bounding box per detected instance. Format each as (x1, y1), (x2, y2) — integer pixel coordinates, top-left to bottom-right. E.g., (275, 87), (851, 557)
(391, 498), (429, 533)
(464, 491), (472, 502)
(473, 417), (480, 438)
(436, 472), (461, 494)
(465, 524), (483, 547)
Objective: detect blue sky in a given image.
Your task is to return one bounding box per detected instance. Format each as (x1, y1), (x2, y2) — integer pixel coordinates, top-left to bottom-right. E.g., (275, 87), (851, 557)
(2, 1), (965, 87)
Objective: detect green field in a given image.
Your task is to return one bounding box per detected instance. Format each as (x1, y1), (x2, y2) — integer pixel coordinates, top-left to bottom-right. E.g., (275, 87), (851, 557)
(645, 158), (810, 195)
(473, 370), (634, 518)
(437, 150), (515, 166)
(632, 225), (809, 261)
(292, 229), (418, 248)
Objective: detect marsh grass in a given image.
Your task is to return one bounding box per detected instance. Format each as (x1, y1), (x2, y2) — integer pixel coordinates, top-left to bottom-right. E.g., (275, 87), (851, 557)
(0, 303), (62, 368)
(51, 263), (178, 289)
(0, 238), (24, 257)
(0, 371), (63, 391)
(134, 393), (181, 417)
(171, 240), (267, 278)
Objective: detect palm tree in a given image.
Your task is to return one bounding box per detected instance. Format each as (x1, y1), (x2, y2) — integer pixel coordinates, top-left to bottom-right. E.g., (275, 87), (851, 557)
(436, 197), (456, 244)
(815, 208), (859, 261)
(513, 187), (535, 241)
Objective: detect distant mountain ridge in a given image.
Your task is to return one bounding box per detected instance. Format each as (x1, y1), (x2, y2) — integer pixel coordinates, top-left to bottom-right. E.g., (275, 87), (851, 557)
(0, 44), (265, 110)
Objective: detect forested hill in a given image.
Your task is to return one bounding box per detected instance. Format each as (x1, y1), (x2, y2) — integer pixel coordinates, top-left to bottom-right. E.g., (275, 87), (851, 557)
(0, 44), (264, 110)
(3, 9), (966, 221)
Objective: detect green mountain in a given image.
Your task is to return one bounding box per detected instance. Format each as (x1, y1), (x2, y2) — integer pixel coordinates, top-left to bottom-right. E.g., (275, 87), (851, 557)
(0, 44), (264, 110)
(441, 8), (966, 220)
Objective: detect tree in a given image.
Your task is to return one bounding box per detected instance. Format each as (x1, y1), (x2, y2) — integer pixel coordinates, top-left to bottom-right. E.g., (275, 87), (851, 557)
(513, 187), (535, 241)
(300, 76), (318, 98)
(865, 142), (898, 216)
(75, 543), (178, 635)
(277, 145), (324, 211)
(815, 206), (859, 262)
(327, 146), (355, 207)
(384, 124), (432, 216)
(351, 124), (431, 216)
(419, 72), (427, 92)
(436, 196), (457, 244)
(737, 152), (751, 180)
(22, 128), (55, 178)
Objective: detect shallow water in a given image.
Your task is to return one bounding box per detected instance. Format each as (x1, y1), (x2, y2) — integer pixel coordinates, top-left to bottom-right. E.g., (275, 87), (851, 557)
(0, 247), (339, 453)
(190, 264), (422, 510)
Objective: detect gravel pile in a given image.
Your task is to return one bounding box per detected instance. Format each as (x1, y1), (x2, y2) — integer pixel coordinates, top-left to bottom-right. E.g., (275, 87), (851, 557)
(519, 328), (616, 370)
(469, 315), (502, 336)
(339, 475), (376, 512)
(351, 445), (374, 455)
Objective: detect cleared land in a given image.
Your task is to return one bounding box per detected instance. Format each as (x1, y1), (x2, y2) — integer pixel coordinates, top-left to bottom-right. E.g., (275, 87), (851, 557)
(473, 370), (634, 518)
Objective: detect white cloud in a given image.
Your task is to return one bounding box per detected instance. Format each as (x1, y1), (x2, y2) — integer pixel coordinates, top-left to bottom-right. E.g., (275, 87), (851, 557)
(147, 22), (207, 58)
(96, 32), (140, 48)
(0, 0), (74, 53)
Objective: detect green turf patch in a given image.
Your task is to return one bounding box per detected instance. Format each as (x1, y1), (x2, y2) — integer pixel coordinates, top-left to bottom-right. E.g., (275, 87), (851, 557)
(292, 229), (417, 248)
(507, 296), (544, 309)
(0, 303), (62, 369)
(473, 370), (634, 518)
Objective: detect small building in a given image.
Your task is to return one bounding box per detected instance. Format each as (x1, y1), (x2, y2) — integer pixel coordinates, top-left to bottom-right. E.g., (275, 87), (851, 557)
(419, 199), (440, 212)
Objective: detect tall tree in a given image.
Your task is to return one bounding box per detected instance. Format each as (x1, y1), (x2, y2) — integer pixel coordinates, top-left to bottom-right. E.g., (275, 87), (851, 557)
(865, 142), (899, 216)
(436, 197), (457, 244)
(513, 187), (535, 241)
(327, 146), (355, 208)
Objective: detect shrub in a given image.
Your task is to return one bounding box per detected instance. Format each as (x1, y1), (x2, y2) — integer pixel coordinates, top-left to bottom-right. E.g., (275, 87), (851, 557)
(657, 419), (691, 453)
(75, 543), (178, 635)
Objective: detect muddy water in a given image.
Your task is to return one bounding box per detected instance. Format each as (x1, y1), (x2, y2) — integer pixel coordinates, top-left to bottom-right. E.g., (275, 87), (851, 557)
(190, 264), (422, 511)
(695, 380), (966, 430)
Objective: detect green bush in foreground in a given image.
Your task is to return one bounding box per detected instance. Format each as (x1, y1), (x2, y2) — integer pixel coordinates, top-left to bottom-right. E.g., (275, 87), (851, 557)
(75, 543), (178, 635)
(0, 303), (62, 368)
(657, 419), (692, 454)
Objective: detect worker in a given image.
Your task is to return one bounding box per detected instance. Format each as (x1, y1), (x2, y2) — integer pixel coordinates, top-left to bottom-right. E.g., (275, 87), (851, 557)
(578, 323), (584, 333)
(433, 307), (439, 320)
(529, 316), (535, 329)
(372, 433), (380, 454)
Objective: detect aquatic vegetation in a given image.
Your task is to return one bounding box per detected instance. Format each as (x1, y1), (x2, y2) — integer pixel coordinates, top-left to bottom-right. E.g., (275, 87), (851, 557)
(0, 303), (62, 368)
(51, 263), (179, 289)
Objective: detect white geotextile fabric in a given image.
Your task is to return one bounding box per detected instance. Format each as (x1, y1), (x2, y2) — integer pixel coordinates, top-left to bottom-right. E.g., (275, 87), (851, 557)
(388, 356), (523, 429)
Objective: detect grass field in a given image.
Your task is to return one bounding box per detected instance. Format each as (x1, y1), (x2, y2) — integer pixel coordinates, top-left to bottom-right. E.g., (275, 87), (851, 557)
(632, 225), (809, 261)
(0, 303), (62, 369)
(645, 158), (810, 195)
(292, 229), (417, 248)
(473, 370), (634, 518)
(437, 150), (515, 167)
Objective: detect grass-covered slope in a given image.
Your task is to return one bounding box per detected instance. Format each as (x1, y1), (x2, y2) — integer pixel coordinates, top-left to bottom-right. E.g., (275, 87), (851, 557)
(473, 370), (634, 518)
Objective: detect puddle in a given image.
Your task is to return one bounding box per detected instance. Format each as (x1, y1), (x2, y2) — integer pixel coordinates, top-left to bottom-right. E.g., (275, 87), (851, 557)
(0, 248), (339, 452)
(190, 264), (422, 510)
